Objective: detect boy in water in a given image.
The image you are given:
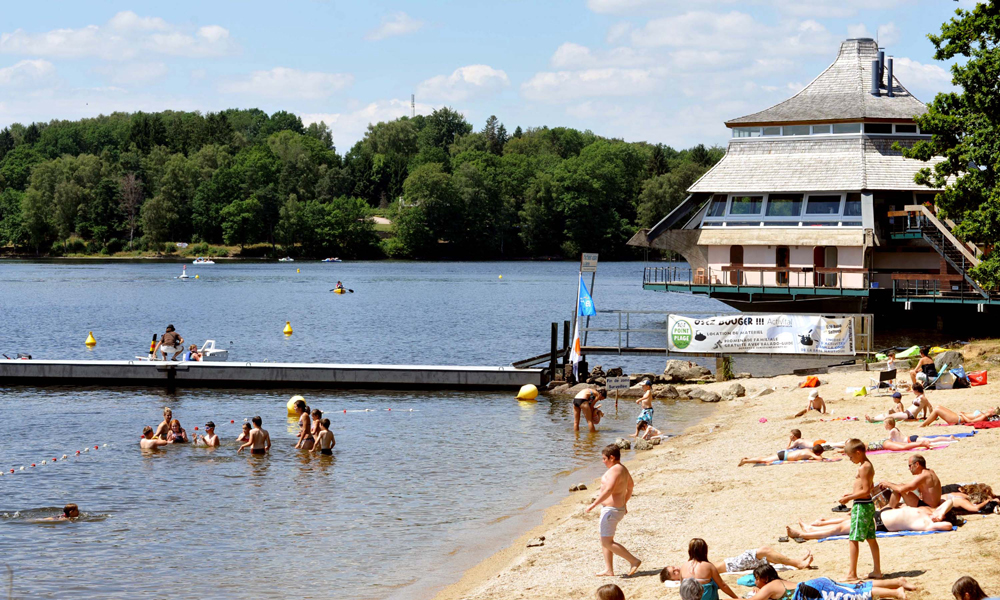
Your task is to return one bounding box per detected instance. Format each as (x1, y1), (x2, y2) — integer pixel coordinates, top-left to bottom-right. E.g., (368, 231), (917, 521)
(140, 426), (169, 449)
(635, 421), (663, 440)
(312, 418), (336, 455)
(40, 504), (80, 521)
(238, 416), (271, 455)
(632, 380), (654, 438)
(194, 421), (220, 447)
(839, 438), (881, 581)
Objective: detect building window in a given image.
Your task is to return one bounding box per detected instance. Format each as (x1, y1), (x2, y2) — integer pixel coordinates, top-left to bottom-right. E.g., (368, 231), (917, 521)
(812, 124), (832, 134)
(783, 125), (810, 136)
(833, 123), (861, 134)
(895, 124), (918, 134)
(765, 194), (803, 217)
(729, 196), (764, 215)
(707, 195), (727, 217)
(733, 127), (761, 137)
(844, 194), (862, 217)
(864, 123), (893, 134)
(805, 195), (842, 215)
(762, 127), (781, 136)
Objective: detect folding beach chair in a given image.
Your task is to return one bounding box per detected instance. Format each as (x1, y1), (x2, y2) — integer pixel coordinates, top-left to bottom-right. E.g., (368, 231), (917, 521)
(926, 363), (949, 390)
(870, 369), (897, 395)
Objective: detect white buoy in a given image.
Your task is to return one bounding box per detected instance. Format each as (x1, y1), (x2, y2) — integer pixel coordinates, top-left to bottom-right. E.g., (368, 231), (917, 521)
(179, 265), (189, 279)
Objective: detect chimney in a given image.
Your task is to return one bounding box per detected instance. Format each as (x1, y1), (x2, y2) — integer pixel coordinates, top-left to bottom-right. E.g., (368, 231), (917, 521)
(878, 50), (885, 83)
(886, 57), (894, 97)
(871, 60), (880, 96)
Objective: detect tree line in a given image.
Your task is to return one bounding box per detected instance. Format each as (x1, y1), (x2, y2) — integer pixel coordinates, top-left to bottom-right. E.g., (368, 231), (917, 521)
(0, 107), (722, 259)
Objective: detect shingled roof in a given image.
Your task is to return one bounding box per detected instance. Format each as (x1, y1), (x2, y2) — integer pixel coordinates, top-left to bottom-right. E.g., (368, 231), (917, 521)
(726, 39), (927, 126)
(687, 137), (944, 193)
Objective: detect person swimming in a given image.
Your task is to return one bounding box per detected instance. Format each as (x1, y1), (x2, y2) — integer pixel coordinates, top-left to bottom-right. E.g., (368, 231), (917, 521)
(313, 418), (336, 455)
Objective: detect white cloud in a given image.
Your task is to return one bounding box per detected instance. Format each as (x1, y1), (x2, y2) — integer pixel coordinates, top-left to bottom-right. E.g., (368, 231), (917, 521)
(521, 68), (659, 103)
(219, 67), (353, 100)
(551, 42), (650, 69)
(587, 0), (911, 18)
(93, 62), (168, 86)
(877, 22), (900, 46)
(0, 59), (56, 87)
(417, 65), (509, 102)
(366, 12), (424, 41)
(847, 23), (872, 39)
(891, 57), (953, 97)
(0, 11), (235, 60)
(300, 98), (437, 149)
(606, 22), (632, 44)
(566, 100), (624, 120)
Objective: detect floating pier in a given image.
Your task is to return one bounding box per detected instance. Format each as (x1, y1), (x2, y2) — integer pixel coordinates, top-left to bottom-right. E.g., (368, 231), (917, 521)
(0, 360), (544, 391)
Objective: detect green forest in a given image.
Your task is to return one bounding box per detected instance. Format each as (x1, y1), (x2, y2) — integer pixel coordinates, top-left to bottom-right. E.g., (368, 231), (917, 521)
(0, 107), (722, 259)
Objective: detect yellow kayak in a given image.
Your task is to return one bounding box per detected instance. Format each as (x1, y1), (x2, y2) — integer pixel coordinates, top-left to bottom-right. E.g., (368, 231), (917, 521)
(333, 288), (345, 294)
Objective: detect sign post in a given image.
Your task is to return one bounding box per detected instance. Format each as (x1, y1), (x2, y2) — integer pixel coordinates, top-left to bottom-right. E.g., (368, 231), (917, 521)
(580, 253), (598, 346)
(606, 375), (630, 412)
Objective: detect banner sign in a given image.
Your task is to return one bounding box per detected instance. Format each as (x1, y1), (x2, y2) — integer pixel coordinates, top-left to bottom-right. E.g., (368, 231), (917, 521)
(605, 376), (631, 392)
(581, 253), (599, 272)
(667, 314), (855, 355)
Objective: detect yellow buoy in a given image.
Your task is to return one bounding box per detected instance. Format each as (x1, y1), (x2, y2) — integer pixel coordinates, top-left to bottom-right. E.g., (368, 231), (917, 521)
(85, 331), (97, 347)
(287, 395), (305, 416)
(498, 275), (502, 279)
(283, 321), (293, 335)
(296, 268), (300, 273)
(516, 384), (538, 401)
(195, 274), (199, 279)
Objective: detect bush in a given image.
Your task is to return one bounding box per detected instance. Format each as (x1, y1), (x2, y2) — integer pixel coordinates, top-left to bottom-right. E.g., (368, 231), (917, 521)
(380, 237), (409, 258)
(49, 241), (64, 256)
(237, 243), (273, 257)
(86, 239), (102, 254)
(105, 238), (124, 254)
(66, 238), (86, 254)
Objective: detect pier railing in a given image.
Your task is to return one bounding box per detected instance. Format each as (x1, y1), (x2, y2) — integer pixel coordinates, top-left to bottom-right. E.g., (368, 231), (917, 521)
(644, 266), (870, 291)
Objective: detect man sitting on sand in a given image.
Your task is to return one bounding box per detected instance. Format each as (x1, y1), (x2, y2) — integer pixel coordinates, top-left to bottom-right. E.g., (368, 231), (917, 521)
(786, 498), (958, 540)
(660, 545), (813, 582)
(880, 455), (993, 513)
(793, 390), (826, 418)
(738, 444), (837, 466)
(140, 426), (169, 449)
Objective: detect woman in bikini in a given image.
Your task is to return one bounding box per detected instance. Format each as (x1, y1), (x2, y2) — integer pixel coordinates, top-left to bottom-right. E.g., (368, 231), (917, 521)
(920, 406), (1000, 427)
(293, 399), (313, 450)
(155, 407), (173, 440)
(678, 538), (739, 600)
(866, 385), (932, 423)
(746, 564), (797, 600)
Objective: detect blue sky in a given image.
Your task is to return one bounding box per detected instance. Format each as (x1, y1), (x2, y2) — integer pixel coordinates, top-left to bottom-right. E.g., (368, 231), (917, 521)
(0, 0), (979, 151)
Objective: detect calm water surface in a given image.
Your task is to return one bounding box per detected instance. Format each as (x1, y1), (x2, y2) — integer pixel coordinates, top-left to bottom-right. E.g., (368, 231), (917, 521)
(0, 261), (719, 600)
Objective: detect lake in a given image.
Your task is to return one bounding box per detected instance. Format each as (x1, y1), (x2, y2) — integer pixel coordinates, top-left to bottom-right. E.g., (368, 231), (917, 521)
(0, 260), (721, 600)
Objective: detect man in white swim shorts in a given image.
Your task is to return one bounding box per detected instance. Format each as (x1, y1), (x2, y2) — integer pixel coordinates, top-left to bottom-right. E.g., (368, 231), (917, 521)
(586, 444), (641, 577)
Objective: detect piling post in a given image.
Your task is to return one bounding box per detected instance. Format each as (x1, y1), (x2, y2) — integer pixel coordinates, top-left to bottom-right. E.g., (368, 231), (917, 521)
(562, 320), (571, 365)
(549, 323), (558, 382)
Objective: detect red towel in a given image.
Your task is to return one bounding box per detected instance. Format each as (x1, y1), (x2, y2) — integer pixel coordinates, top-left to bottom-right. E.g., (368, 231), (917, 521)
(973, 420), (1000, 429)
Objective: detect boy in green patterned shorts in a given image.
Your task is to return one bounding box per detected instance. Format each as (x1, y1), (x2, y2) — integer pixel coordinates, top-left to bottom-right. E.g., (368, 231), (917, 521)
(838, 438), (882, 581)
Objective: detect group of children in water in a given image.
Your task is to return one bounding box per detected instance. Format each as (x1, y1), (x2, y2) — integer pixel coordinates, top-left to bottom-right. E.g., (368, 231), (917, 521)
(138, 401), (335, 455)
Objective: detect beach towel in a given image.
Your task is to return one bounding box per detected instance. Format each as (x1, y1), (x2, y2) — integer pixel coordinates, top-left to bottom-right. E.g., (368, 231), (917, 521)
(753, 460), (839, 467)
(820, 416), (859, 422)
(735, 567), (796, 587)
(800, 376), (820, 388)
(924, 432), (976, 439)
(816, 526), (956, 542)
(974, 420), (1000, 429)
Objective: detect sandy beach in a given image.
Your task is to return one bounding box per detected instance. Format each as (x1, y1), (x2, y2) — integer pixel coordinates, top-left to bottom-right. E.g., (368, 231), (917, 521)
(435, 368), (1000, 600)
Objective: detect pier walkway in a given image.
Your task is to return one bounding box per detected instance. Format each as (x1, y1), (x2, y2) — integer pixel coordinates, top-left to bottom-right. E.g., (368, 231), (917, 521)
(0, 360), (543, 391)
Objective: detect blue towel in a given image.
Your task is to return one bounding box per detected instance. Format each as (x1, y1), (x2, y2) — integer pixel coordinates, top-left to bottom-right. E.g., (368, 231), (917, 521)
(737, 574), (755, 587)
(817, 526), (956, 542)
(923, 432), (976, 439)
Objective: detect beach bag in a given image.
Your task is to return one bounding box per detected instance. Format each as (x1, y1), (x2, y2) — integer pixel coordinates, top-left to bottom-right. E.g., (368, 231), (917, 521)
(934, 371), (956, 390)
(969, 370), (988, 386)
(950, 366), (970, 389)
(800, 376), (820, 388)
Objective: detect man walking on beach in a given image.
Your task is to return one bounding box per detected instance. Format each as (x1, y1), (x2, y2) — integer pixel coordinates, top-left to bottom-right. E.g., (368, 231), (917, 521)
(586, 444), (641, 577)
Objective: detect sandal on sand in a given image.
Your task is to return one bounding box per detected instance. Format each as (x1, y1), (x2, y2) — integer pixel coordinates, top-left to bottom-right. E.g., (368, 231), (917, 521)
(793, 537), (807, 543)
(832, 504), (850, 513)
(778, 536), (790, 543)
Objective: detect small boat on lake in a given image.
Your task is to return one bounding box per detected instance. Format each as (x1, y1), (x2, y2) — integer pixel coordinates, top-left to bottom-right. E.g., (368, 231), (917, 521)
(278, 257), (294, 262)
(193, 257), (215, 265)
(321, 257), (342, 262)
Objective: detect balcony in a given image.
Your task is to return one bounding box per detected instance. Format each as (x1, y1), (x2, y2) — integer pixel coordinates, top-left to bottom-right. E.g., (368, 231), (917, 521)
(643, 265), (871, 297)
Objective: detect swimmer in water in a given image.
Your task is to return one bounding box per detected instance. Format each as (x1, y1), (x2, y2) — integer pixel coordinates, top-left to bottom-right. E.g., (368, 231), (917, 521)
(39, 504), (81, 521)
(312, 418), (336, 455)
(311, 408), (323, 440)
(140, 426), (169, 449)
(235, 422), (252, 444)
(155, 407), (173, 440)
(167, 419), (189, 443)
(293, 399), (313, 450)
(238, 416), (270, 455)
(194, 421), (220, 447)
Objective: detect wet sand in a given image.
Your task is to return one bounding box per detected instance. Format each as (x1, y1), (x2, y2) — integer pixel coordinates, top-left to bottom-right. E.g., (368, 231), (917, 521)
(435, 371), (1000, 600)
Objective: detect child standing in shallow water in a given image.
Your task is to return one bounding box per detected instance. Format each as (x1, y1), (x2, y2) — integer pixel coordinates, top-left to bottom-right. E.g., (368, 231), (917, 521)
(839, 438), (881, 581)
(632, 379), (654, 438)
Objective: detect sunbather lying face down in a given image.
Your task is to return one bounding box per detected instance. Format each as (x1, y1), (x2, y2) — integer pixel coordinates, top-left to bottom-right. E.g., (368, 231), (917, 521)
(738, 445), (840, 466)
(786, 499), (957, 540)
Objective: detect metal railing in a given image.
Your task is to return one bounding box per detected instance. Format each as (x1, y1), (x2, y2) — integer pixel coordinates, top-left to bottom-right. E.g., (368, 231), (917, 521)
(580, 309), (873, 356)
(644, 266), (870, 291)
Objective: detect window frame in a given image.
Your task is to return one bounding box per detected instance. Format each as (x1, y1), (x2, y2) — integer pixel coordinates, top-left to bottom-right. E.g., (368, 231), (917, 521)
(700, 192), (858, 227)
